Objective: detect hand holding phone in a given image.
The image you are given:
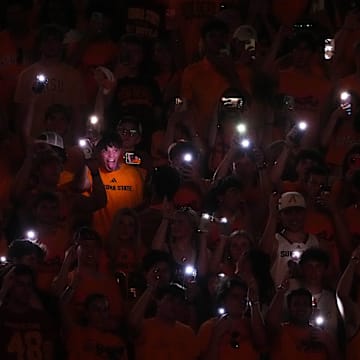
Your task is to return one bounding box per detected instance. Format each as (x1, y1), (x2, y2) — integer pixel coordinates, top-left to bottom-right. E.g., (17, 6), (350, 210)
(124, 152), (141, 165)
(287, 121), (308, 145)
(78, 138), (93, 159)
(340, 91), (352, 115)
(32, 74), (48, 94)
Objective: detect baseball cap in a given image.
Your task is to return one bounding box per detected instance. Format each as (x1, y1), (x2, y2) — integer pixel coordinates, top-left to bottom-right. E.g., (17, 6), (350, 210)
(233, 25), (257, 41)
(278, 192), (306, 211)
(36, 132), (64, 149)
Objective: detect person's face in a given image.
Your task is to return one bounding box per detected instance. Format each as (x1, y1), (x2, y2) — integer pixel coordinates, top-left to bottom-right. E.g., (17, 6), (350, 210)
(117, 215), (136, 242)
(41, 35), (63, 59)
(35, 200), (60, 225)
(87, 297), (110, 329)
(170, 213), (194, 239)
(293, 43), (313, 69)
(117, 122), (141, 150)
(101, 146), (121, 172)
(296, 158), (318, 179)
(233, 153), (257, 177)
(18, 253), (39, 270)
(153, 42), (172, 66)
(9, 274), (34, 306)
(218, 186), (243, 212)
(147, 261), (172, 288)
(39, 159), (62, 186)
(46, 112), (69, 136)
(223, 286), (248, 317)
(306, 174), (327, 198)
(288, 295), (312, 325)
(301, 260), (326, 286)
(229, 235), (250, 262)
(280, 207), (306, 232)
(157, 294), (184, 321)
(77, 239), (101, 267)
(121, 42), (144, 67)
(204, 30), (229, 54)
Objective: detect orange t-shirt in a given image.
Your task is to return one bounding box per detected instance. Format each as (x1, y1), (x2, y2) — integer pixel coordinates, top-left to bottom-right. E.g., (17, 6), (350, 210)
(270, 323), (328, 360)
(278, 67), (331, 146)
(198, 318), (259, 360)
(67, 325), (127, 360)
(135, 318), (198, 360)
(92, 165), (144, 240)
(181, 58), (252, 139)
(69, 270), (123, 320)
(271, 0), (310, 26)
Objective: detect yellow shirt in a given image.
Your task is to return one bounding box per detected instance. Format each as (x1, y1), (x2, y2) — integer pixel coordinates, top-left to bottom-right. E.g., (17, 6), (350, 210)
(135, 318), (198, 360)
(93, 165), (144, 240)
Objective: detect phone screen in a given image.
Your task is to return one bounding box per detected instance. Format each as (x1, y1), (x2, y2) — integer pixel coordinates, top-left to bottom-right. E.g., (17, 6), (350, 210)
(324, 38), (335, 60)
(221, 97), (244, 111)
(124, 152), (141, 165)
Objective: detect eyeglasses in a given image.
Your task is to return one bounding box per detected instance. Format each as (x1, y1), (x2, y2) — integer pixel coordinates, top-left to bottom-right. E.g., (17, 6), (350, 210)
(230, 331), (240, 349)
(118, 128), (138, 137)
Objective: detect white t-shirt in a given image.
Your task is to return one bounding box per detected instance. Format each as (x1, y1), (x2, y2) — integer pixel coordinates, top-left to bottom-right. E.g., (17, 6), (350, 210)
(271, 232), (319, 285)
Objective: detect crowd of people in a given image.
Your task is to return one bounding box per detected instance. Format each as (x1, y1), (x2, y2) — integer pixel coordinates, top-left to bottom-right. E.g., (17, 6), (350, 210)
(2, 0), (360, 359)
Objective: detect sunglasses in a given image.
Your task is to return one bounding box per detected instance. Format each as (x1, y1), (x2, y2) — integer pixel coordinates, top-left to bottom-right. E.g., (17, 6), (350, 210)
(230, 331), (240, 349)
(118, 128), (138, 137)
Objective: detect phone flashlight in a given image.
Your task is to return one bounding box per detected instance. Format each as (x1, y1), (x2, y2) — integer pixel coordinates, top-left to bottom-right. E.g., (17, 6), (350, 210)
(202, 213), (211, 220)
(340, 91), (352, 115)
(79, 139), (87, 147)
(184, 265), (196, 276)
(341, 91), (350, 102)
(36, 74), (46, 83)
(89, 115), (99, 125)
(0, 256), (6, 263)
(218, 273), (226, 278)
(26, 230), (37, 241)
(220, 217), (228, 224)
(315, 315), (325, 326)
(240, 138), (251, 149)
(298, 121), (308, 131)
(291, 249), (302, 260)
(183, 153), (193, 162)
(218, 307), (226, 315)
(236, 123), (247, 134)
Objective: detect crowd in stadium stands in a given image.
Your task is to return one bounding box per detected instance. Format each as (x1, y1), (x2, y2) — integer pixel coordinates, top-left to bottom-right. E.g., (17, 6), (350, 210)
(2, 0), (360, 359)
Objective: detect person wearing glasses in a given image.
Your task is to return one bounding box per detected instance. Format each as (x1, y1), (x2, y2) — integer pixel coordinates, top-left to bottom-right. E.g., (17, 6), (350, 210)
(197, 277), (267, 360)
(116, 116), (153, 179)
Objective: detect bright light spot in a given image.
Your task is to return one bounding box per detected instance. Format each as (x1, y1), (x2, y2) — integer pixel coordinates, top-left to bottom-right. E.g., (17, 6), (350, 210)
(90, 115), (98, 125)
(79, 139), (87, 147)
(315, 315), (324, 326)
(26, 230), (36, 240)
(298, 122), (308, 131)
(0, 256), (6, 263)
(340, 91), (350, 101)
(37, 74), (46, 82)
(236, 123), (247, 134)
(336, 295), (344, 318)
(218, 307), (226, 315)
(183, 153), (193, 162)
(292, 250), (301, 260)
(185, 265), (195, 275)
(220, 217), (228, 224)
(241, 138), (250, 148)
(218, 273), (226, 278)
(202, 213), (210, 220)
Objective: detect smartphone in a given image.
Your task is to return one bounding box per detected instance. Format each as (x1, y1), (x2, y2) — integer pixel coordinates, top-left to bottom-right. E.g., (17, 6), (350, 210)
(218, 217), (232, 236)
(78, 138), (93, 159)
(184, 264), (197, 283)
(288, 121), (307, 144)
(283, 95), (295, 111)
(221, 97), (244, 111)
(32, 74), (48, 94)
(124, 152), (141, 165)
(199, 213), (215, 233)
(324, 38), (335, 60)
(340, 91), (352, 115)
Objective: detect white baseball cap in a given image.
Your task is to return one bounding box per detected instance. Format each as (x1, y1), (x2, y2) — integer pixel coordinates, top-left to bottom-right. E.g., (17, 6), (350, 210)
(36, 131), (64, 149)
(278, 192), (306, 211)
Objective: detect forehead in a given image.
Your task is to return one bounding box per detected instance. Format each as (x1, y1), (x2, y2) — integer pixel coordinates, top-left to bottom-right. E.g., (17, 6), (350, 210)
(102, 145), (120, 152)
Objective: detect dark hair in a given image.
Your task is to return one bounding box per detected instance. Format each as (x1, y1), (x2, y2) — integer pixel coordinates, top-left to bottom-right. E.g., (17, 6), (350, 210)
(150, 166), (181, 201)
(8, 240), (46, 262)
(38, 24), (65, 43)
(142, 250), (175, 274)
(33, 191), (60, 209)
(292, 31), (317, 52)
(286, 288), (312, 308)
(168, 140), (200, 162)
(95, 133), (122, 152)
(294, 148), (323, 168)
(157, 282), (186, 301)
(73, 227), (102, 247)
(299, 247), (330, 268)
(216, 277), (248, 305)
(201, 18), (229, 39)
